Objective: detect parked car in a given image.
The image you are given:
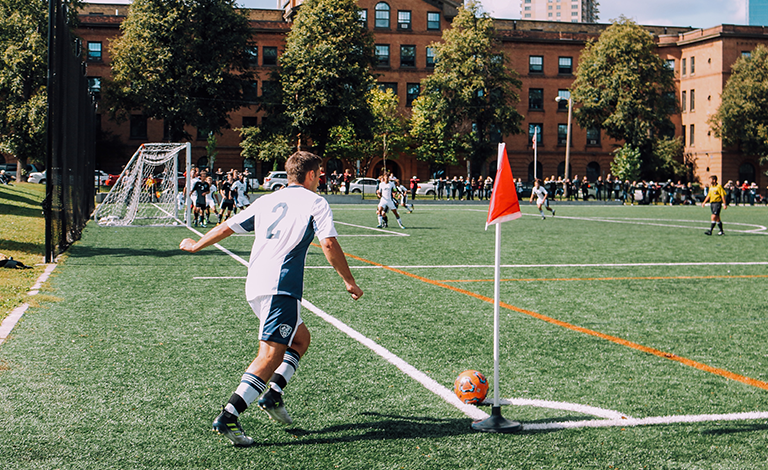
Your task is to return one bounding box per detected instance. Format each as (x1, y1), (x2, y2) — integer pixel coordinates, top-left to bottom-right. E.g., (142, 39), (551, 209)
(94, 170), (110, 187)
(105, 173), (121, 186)
(347, 177), (379, 194)
(28, 170), (46, 184)
(415, 179), (439, 196)
(0, 163), (42, 181)
(263, 171), (288, 190)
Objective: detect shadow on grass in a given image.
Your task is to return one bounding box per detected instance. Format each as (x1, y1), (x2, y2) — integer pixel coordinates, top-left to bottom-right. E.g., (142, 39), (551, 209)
(0, 188), (43, 208)
(67, 244), (189, 260)
(0, 240), (44, 257)
(250, 412), (476, 447)
(701, 424), (768, 436)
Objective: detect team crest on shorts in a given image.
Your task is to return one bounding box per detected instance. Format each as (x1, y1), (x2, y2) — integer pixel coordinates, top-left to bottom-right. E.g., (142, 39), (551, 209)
(279, 324), (293, 338)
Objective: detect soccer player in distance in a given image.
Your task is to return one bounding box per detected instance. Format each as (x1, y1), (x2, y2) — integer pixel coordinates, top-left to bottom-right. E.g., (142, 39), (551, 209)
(180, 151), (363, 446)
(702, 174), (727, 236)
(530, 178), (555, 219)
(376, 174), (405, 229)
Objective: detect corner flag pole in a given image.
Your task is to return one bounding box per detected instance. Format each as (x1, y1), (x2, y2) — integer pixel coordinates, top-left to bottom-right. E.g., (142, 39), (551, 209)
(473, 143), (522, 433)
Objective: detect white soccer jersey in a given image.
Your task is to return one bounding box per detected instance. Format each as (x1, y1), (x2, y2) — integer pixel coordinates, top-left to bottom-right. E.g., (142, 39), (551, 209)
(227, 185), (338, 300)
(532, 186), (548, 203)
(378, 181), (395, 202)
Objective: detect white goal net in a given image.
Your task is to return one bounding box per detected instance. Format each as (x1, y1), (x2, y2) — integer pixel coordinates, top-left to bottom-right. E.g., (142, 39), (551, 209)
(95, 143), (190, 226)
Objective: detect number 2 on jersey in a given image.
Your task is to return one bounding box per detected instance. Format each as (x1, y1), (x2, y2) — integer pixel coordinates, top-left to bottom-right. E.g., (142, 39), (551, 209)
(266, 202), (288, 239)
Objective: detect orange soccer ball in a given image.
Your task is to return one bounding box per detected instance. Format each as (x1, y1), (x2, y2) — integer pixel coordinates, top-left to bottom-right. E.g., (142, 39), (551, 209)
(454, 370), (489, 405)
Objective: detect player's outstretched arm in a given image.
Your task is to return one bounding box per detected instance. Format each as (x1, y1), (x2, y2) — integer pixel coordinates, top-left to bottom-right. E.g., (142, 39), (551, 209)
(319, 237), (363, 300)
(180, 223), (234, 253)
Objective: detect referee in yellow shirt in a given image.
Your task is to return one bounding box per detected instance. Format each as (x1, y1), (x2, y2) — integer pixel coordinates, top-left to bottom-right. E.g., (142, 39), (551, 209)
(702, 174), (727, 235)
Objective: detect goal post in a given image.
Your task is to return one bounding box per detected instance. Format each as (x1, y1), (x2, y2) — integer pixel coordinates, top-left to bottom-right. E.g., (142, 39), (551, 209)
(94, 143), (192, 227)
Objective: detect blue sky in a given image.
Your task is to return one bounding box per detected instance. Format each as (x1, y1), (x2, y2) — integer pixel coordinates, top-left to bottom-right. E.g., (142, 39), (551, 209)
(89, 0), (749, 28)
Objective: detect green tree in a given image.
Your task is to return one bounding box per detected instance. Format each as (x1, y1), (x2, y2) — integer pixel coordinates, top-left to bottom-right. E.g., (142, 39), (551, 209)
(325, 87), (409, 176)
(610, 144), (642, 183)
(709, 45), (768, 169)
(410, 0), (523, 177)
(571, 17), (676, 176)
(106, 0), (253, 142)
(279, 0), (376, 156)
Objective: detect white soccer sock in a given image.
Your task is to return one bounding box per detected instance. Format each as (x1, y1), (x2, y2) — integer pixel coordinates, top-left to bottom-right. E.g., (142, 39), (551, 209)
(225, 372), (266, 417)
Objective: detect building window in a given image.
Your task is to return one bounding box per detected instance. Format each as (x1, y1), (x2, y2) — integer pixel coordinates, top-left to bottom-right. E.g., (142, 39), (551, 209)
(682, 58), (686, 76)
(375, 45), (390, 67)
(558, 57), (573, 74)
(529, 123), (543, 145)
(682, 125), (686, 146)
(690, 56), (695, 74)
(524, 13), (531, 17)
(689, 124), (695, 146)
(87, 42), (102, 62)
(529, 55), (543, 73)
(263, 47), (278, 66)
(400, 45), (416, 68)
(375, 2), (390, 28)
(557, 90), (570, 110)
(665, 59), (675, 71)
(242, 116), (258, 128)
(130, 115), (147, 140)
(426, 47), (436, 68)
(690, 89), (695, 111)
(681, 90), (686, 112)
(427, 12), (440, 30)
(528, 88), (543, 109)
(261, 81), (278, 98)
(378, 82), (398, 95)
(525, 6), (531, 11)
(742, 51), (752, 58)
(572, 11), (578, 16)
(196, 128), (210, 141)
(406, 83), (420, 107)
(247, 46), (258, 67)
(358, 9), (367, 27)
(242, 81), (258, 102)
(557, 124), (569, 145)
(586, 127), (600, 146)
(397, 11), (411, 30)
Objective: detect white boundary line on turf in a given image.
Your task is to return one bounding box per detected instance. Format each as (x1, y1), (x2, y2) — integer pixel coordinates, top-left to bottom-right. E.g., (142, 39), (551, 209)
(335, 221), (410, 237)
(301, 261), (768, 269)
(0, 263), (57, 347)
(186, 223), (768, 431)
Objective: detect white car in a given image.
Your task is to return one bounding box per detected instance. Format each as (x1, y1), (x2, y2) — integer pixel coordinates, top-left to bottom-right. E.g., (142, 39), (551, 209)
(263, 171), (288, 190)
(28, 170), (46, 184)
(347, 177), (379, 194)
(29, 169), (112, 186)
(94, 170), (110, 187)
(415, 179), (439, 196)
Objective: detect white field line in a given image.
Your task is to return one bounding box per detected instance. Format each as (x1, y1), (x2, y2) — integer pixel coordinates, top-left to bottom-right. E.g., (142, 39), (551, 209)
(301, 261), (768, 270)
(334, 221), (410, 236)
(186, 224), (768, 431)
(0, 263), (57, 346)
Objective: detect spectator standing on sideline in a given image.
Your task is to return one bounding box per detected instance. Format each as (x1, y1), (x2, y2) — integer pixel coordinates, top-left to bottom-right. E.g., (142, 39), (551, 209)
(409, 175), (419, 202)
(702, 174), (727, 235)
(484, 176), (493, 199)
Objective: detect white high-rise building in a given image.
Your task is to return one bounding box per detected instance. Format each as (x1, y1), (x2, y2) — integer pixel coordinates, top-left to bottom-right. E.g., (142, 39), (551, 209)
(520, 0), (599, 23)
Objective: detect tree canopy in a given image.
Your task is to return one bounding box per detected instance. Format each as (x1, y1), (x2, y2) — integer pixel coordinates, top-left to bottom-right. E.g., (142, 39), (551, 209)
(0, 0), (56, 168)
(410, 0), (523, 177)
(106, 0), (253, 142)
(278, 0), (376, 155)
(709, 45), (768, 167)
(571, 17), (676, 176)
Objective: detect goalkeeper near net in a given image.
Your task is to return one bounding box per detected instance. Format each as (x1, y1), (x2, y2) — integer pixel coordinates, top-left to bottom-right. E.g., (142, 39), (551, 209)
(180, 151), (363, 447)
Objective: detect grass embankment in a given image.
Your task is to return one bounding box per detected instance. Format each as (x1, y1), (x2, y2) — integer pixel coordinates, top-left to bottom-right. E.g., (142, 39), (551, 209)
(0, 183), (47, 321)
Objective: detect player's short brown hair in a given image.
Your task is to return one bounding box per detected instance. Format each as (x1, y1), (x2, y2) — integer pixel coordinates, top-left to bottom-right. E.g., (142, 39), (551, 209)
(286, 151), (322, 184)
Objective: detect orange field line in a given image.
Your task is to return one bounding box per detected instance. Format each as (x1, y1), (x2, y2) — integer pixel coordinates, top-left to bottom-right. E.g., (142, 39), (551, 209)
(437, 274), (768, 283)
(336, 248), (768, 392)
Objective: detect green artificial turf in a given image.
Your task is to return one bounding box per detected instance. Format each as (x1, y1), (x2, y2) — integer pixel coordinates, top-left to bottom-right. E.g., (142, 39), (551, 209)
(1, 203), (767, 469)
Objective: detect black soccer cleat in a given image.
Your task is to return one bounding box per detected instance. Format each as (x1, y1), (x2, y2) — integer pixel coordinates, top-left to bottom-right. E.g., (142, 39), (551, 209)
(704, 230), (712, 236)
(258, 388), (293, 425)
(212, 408), (254, 447)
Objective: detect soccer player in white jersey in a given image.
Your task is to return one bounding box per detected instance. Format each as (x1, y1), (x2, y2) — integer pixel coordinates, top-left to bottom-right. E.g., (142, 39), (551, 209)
(376, 175), (405, 229)
(530, 178), (555, 219)
(180, 151), (363, 447)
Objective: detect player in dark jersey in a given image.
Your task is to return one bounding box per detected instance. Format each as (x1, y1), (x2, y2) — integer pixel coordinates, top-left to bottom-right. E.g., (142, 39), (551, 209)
(218, 172), (236, 224)
(191, 171), (211, 227)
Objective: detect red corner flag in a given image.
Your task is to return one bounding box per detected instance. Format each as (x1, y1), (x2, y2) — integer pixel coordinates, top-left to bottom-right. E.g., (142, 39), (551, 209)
(486, 143), (521, 229)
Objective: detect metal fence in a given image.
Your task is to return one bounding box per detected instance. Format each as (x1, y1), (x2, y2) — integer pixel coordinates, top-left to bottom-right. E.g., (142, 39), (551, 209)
(45, 0), (97, 262)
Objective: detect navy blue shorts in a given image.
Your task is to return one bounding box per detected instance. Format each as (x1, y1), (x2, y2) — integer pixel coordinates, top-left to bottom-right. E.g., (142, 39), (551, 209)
(248, 295), (302, 345)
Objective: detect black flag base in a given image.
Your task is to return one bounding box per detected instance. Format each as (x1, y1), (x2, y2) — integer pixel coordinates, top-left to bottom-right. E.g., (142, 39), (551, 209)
(471, 406), (523, 433)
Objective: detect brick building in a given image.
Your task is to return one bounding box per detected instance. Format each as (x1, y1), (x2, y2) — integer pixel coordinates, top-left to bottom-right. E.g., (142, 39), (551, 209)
(70, 1), (768, 188)
(519, 0), (599, 23)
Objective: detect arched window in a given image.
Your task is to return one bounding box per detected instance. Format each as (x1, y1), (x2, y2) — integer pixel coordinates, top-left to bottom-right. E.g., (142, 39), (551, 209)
(373, 160), (401, 181)
(739, 162), (755, 183)
(528, 162), (543, 182)
(557, 161), (572, 179)
(586, 161), (601, 182)
(375, 2), (390, 28)
(197, 156), (209, 171)
(243, 157), (256, 173)
(325, 158), (343, 175)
